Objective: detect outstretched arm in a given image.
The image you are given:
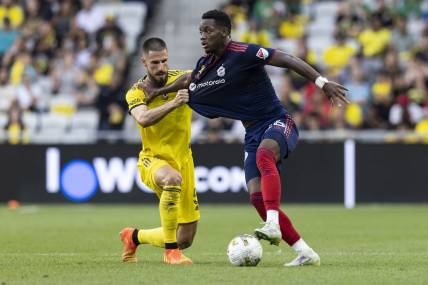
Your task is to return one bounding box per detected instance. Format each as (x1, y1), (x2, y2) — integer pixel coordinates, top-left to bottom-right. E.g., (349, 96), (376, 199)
(137, 73), (192, 103)
(268, 50), (349, 106)
(130, 89), (189, 127)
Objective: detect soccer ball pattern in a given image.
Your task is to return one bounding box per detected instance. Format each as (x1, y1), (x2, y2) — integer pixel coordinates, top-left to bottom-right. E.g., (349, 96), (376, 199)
(227, 234), (263, 266)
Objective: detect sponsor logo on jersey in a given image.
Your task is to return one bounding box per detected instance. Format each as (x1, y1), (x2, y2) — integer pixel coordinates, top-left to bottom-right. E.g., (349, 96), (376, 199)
(256, 48), (269, 60)
(217, 65), (225, 77)
(189, 79), (226, 91)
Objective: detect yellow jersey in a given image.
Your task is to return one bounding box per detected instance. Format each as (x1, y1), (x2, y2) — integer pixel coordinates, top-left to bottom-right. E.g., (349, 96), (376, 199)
(126, 70), (192, 169)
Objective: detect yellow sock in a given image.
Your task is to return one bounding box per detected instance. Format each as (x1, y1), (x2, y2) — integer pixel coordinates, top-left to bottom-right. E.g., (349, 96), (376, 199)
(159, 185), (181, 245)
(137, 227), (164, 248)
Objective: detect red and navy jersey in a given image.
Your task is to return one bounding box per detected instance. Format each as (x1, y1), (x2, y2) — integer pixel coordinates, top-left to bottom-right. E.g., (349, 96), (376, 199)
(188, 41), (287, 121)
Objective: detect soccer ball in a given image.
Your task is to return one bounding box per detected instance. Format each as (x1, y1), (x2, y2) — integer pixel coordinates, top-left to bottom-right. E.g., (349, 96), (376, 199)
(227, 234), (263, 266)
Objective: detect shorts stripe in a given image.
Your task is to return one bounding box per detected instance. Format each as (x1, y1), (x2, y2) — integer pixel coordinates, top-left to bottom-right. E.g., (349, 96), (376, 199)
(284, 114), (293, 138)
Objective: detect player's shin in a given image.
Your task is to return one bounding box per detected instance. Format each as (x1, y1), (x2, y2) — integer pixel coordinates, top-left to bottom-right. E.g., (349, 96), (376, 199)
(137, 227), (165, 248)
(256, 147), (281, 225)
(251, 191), (301, 246)
(278, 210), (301, 246)
(159, 186), (181, 248)
(250, 191), (266, 221)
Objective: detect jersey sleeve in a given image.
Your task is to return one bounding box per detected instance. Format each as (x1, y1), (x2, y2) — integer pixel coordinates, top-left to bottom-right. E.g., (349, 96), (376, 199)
(239, 43), (276, 68)
(125, 84), (147, 113)
(168, 69), (192, 84)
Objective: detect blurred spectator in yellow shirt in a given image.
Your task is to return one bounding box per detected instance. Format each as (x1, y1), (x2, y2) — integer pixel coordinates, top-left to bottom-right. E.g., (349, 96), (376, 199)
(4, 100), (29, 144)
(0, 0), (24, 29)
(415, 111), (428, 143)
(279, 13), (305, 39)
(358, 13), (391, 57)
(323, 32), (356, 76)
(9, 52), (31, 85)
(239, 20), (270, 47)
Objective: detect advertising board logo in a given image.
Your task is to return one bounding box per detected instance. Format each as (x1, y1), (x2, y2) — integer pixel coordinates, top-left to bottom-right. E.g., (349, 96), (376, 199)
(46, 148), (247, 202)
(60, 160), (98, 202)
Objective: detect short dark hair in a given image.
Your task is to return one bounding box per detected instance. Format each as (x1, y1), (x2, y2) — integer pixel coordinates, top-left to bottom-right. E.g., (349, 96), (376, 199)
(202, 10), (231, 34)
(142, 37), (167, 54)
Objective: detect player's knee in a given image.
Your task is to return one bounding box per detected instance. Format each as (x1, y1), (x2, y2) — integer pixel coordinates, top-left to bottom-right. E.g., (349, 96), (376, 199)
(163, 173), (182, 186)
(256, 148), (276, 175)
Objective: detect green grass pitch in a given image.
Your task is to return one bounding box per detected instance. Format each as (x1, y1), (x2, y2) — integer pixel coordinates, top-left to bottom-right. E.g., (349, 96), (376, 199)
(1, 204), (428, 285)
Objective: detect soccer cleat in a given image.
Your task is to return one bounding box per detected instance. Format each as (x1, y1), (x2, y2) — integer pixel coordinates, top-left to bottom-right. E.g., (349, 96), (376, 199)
(120, 227), (138, 263)
(163, 249), (193, 265)
(284, 248), (321, 267)
(254, 221), (282, 246)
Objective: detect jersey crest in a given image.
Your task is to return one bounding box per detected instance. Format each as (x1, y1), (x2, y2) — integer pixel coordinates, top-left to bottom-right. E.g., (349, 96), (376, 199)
(256, 48), (269, 60)
(217, 65), (225, 77)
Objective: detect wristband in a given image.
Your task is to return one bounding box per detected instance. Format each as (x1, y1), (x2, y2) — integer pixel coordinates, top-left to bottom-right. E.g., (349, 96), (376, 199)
(315, 76), (329, 89)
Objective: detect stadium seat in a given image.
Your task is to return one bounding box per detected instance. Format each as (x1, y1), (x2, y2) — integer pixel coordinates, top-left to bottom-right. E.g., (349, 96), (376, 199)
(71, 109), (99, 131)
(31, 129), (65, 143)
(0, 85), (16, 111)
(124, 114), (138, 132)
(276, 39), (297, 54)
(65, 129), (97, 144)
(40, 113), (70, 132)
(22, 112), (39, 132)
(307, 22), (335, 37)
(313, 1), (338, 18)
(0, 112), (7, 129)
(49, 94), (77, 116)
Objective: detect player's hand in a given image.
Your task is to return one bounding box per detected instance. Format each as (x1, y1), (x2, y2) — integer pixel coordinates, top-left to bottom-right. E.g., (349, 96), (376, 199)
(137, 81), (159, 103)
(322, 81), (350, 108)
(172, 89), (189, 107)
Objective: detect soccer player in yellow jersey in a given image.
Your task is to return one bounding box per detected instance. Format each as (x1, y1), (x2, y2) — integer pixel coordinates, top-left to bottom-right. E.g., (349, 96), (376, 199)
(120, 38), (199, 265)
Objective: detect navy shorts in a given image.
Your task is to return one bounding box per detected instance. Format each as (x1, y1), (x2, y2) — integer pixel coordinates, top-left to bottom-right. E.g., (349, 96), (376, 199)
(244, 114), (299, 183)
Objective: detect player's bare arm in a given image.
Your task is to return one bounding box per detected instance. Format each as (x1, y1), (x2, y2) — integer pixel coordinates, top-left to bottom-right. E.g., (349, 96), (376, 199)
(268, 50), (350, 106)
(130, 89), (189, 127)
(138, 73), (192, 103)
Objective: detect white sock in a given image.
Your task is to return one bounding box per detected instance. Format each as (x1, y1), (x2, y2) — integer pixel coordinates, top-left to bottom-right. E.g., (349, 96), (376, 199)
(291, 238), (311, 253)
(266, 210), (279, 225)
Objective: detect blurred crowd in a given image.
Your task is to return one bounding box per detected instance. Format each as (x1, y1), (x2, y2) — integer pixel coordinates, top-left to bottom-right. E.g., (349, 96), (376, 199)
(0, 0), (153, 143)
(202, 0), (428, 141)
(2, 0), (428, 144)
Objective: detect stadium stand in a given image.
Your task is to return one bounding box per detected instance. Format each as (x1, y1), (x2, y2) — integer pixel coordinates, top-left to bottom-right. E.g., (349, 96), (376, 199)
(0, 0), (151, 143)
(1, 0), (428, 144)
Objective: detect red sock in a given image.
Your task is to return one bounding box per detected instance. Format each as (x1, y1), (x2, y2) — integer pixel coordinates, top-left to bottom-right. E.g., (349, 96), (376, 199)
(278, 209), (301, 245)
(250, 192), (301, 246)
(250, 191), (267, 221)
(256, 147), (281, 211)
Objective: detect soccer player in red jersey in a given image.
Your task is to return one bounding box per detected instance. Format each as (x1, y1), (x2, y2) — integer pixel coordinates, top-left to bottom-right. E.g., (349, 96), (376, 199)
(140, 10), (349, 266)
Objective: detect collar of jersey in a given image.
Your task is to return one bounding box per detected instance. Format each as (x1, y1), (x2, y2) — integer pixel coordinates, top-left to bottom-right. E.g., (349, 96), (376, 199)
(193, 40), (233, 83)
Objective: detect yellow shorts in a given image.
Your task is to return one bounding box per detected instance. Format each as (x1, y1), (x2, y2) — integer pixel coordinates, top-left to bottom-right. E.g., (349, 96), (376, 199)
(138, 156), (200, 224)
